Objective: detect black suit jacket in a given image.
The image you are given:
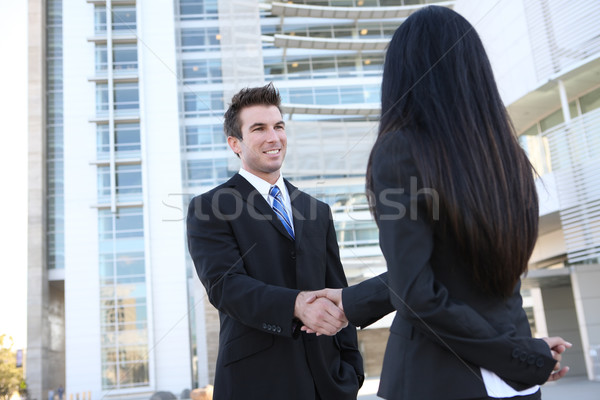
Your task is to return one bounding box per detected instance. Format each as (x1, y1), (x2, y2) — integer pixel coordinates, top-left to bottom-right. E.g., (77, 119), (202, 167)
(342, 132), (556, 400)
(187, 173), (363, 400)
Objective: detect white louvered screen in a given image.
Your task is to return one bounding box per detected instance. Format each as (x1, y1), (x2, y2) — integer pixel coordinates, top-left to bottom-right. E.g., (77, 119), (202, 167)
(544, 108), (600, 263)
(524, 0), (600, 83)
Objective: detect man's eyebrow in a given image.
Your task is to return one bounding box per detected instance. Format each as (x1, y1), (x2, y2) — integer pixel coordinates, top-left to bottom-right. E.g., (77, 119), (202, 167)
(248, 122), (266, 130)
(248, 120), (285, 130)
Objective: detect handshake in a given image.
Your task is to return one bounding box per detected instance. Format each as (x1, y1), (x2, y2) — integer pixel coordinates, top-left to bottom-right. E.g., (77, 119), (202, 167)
(293, 288), (347, 336)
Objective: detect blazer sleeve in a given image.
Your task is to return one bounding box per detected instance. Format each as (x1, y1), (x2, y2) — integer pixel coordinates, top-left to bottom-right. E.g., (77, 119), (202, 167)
(187, 194), (301, 338)
(342, 272), (395, 329)
(323, 207), (365, 386)
(371, 136), (556, 388)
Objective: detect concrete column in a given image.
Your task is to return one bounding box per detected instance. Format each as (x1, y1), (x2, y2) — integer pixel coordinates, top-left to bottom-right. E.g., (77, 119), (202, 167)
(570, 264), (600, 380)
(27, 1), (50, 399)
(541, 284), (586, 376)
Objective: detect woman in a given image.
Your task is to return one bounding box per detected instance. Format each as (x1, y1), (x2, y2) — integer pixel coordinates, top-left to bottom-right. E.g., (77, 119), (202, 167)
(305, 5), (571, 400)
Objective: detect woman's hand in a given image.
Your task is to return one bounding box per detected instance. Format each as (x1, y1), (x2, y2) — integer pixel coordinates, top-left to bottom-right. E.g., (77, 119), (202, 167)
(542, 336), (572, 382)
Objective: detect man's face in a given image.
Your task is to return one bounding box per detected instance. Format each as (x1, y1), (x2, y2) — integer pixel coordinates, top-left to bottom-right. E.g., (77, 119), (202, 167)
(227, 105), (287, 184)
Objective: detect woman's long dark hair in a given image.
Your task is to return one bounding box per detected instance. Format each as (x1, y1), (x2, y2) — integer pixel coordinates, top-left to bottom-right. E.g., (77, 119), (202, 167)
(367, 6), (538, 298)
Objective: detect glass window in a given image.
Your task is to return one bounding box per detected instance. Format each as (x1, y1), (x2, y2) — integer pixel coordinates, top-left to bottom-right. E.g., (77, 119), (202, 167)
(580, 87), (600, 114)
(183, 92), (223, 117)
(208, 59), (222, 83)
(180, 0), (203, 15)
(186, 158), (230, 186)
(99, 206), (148, 391)
(519, 124), (552, 176)
(97, 125), (110, 159)
(311, 57), (336, 76)
(97, 166), (112, 203)
(181, 27), (220, 52)
(113, 43), (138, 73)
(264, 57), (285, 78)
(112, 6), (136, 32)
(182, 60), (208, 84)
(179, 0), (218, 20)
(95, 6), (107, 34)
(114, 82), (139, 113)
(316, 87), (340, 105)
(96, 83), (109, 116)
(340, 86), (363, 104)
(96, 45), (108, 73)
(115, 123), (141, 156)
(97, 164), (142, 203)
(185, 125), (226, 151)
(539, 109), (564, 132)
(97, 123), (140, 159)
(289, 88), (314, 104)
(115, 164), (142, 202)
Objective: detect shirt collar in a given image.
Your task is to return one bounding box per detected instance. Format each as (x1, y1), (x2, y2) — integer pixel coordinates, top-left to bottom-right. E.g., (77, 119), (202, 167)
(238, 168), (287, 200)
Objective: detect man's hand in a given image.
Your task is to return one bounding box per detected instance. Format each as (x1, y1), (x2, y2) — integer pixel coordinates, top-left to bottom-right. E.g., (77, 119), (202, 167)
(299, 288), (345, 335)
(306, 288), (343, 310)
(294, 291), (347, 336)
(542, 336), (572, 383)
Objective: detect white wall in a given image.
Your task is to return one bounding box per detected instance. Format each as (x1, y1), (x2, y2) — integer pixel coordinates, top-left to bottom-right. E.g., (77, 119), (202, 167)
(62, 1), (103, 397)
(138, 0), (194, 394)
(454, 0), (539, 106)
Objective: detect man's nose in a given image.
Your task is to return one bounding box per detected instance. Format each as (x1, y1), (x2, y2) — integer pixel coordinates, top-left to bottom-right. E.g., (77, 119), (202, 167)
(266, 127), (279, 141)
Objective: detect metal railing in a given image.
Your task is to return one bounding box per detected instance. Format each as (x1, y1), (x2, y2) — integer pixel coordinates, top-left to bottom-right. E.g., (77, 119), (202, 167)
(524, 0), (600, 82)
(544, 107), (600, 263)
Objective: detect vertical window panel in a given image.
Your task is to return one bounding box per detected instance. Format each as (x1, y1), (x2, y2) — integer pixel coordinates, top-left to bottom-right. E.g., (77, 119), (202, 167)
(99, 207), (148, 390)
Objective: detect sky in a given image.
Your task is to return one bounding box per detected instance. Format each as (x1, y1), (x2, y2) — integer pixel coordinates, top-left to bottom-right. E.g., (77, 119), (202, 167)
(0, 2), (28, 350)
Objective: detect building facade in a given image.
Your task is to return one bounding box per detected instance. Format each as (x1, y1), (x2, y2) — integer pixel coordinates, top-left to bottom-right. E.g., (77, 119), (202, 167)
(28, 0), (600, 399)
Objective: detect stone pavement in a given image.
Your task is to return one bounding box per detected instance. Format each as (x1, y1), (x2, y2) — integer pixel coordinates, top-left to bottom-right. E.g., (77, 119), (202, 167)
(357, 376), (600, 399)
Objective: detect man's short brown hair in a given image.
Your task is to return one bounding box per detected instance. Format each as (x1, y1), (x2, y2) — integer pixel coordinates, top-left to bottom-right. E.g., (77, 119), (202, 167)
(223, 83), (282, 140)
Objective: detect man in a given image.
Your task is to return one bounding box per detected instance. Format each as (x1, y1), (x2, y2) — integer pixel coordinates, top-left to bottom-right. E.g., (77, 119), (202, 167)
(186, 83), (363, 400)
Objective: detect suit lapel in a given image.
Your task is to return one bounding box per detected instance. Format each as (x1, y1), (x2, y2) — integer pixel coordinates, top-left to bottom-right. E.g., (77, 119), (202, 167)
(230, 174), (294, 241)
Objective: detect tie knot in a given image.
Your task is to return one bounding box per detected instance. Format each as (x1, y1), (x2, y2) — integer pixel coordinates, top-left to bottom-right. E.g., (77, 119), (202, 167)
(270, 185), (282, 199)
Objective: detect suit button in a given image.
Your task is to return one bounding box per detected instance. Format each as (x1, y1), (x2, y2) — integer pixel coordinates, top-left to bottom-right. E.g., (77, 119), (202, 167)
(277, 326), (282, 333)
(527, 355), (536, 365)
(511, 348), (520, 359)
(536, 358), (545, 368)
(290, 250), (296, 259)
(262, 323), (267, 330)
(519, 351), (528, 362)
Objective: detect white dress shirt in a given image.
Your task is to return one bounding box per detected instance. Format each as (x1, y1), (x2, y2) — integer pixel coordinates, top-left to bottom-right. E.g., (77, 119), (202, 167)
(238, 168), (295, 235)
(480, 367), (539, 397)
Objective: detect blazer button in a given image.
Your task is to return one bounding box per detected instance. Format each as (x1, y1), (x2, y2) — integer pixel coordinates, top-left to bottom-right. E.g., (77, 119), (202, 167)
(276, 326), (282, 333)
(536, 358), (545, 368)
(519, 351), (528, 362)
(511, 348), (520, 359)
(527, 355), (536, 365)
(290, 250), (296, 259)
(262, 323), (267, 330)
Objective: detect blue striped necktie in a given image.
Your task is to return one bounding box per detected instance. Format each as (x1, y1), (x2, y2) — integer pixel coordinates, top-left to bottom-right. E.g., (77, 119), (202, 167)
(270, 185), (295, 239)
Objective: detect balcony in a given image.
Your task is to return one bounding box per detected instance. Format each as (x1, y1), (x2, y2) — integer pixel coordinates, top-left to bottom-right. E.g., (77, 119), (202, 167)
(265, 1), (454, 19)
(525, 0), (600, 83)
(543, 108), (600, 263)
(266, 34), (389, 50)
